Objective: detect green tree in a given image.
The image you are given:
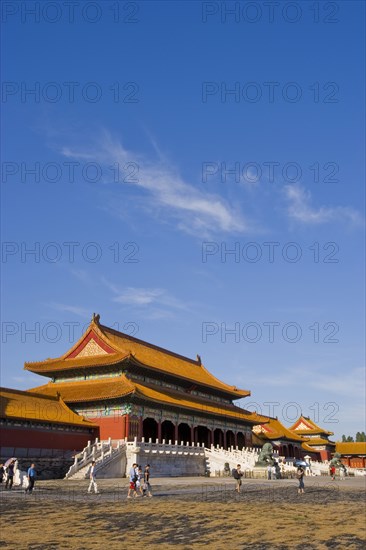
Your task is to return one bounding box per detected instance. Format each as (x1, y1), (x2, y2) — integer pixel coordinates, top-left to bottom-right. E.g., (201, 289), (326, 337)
(356, 431), (366, 442)
(341, 435), (354, 442)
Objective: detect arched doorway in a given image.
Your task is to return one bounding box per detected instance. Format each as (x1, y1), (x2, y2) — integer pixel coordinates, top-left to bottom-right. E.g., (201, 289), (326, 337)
(194, 426), (210, 447)
(214, 428), (224, 447)
(237, 432), (245, 450)
(178, 423), (191, 445)
(143, 418), (158, 442)
(226, 430), (235, 449)
(161, 420), (175, 443)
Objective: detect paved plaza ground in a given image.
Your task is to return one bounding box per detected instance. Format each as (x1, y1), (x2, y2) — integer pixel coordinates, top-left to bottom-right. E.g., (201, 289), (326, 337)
(1, 476), (365, 549)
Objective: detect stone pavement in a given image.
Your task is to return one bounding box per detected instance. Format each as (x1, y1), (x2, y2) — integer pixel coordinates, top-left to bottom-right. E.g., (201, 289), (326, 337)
(0, 474), (365, 504)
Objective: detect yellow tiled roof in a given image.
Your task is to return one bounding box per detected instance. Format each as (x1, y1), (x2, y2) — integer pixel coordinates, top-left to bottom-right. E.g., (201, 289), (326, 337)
(133, 382), (267, 424)
(25, 317), (250, 398)
(100, 322), (250, 397)
(28, 375), (135, 403)
(253, 417), (306, 442)
(28, 377), (266, 424)
(0, 387), (96, 427)
(289, 415), (334, 436)
(24, 351), (129, 376)
(335, 442), (366, 455)
(301, 442), (319, 453)
(303, 437), (335, 446)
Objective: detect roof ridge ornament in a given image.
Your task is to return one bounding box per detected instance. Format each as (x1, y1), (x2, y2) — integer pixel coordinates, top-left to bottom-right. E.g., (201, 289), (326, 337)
(92, 313), (100, 324)
(196, 354), (201, 365)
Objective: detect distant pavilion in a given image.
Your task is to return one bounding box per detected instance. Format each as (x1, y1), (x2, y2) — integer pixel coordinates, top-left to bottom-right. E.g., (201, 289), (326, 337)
(288, 415), (336, 460)
(252, 417), (311, 459)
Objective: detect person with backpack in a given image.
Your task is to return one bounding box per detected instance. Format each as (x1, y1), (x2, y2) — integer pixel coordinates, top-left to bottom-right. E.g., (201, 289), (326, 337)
(232, 464), (244, 493)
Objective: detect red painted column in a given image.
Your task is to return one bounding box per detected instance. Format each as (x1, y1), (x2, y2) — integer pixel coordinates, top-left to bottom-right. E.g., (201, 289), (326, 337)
(190, 425), (194, 445)
(125, 415), (130, 440)
(157, 421), (162, 443)
(210, 429), (214, 447)
(174, 423), (178, 442)
(223, 431), (227, 450)
(234, 432), (238, 447)
(120, 415), (126, 439)
(138, 416), (143, 441)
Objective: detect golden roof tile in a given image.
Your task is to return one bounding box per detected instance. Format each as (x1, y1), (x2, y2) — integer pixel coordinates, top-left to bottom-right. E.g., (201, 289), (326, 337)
(302, 437), (335, 446)
(288, 415), (334, 436)
(335, 442), (366, 455)
(24, 351), (129, 376)
(301, 442), (321, 453)
(0, 387), (96, 427)
(28, 375), (135, 403)
(133, 382), (265, 423)
(25, 316), (250, 398)
(28, 376), (266, 424)
(252, 417), (306, 442)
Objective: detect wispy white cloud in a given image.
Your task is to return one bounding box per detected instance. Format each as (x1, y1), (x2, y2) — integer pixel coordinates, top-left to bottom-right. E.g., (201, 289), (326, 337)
(60, 132), (248, 236)
(252, 366), (365, 399)
(69, 269), (94, 286)
(113, 286), (188, 310)
(114, 287), (165, 306)
(47, 302), (90, 318)
(101, 278), (191, 320)
(284, 184), (363, 226)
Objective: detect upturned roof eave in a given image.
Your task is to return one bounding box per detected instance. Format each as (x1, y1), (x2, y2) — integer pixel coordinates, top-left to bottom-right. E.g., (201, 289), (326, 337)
(128, 355), (250, 399)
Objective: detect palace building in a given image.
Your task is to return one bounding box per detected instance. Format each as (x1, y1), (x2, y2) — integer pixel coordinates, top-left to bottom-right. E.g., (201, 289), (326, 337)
(288, 415), (336, 460)
(25, 314), (268, 449)
(252, 416), (314, 459)
(335, 442), (366, 469)
(0, 387), (97, 456)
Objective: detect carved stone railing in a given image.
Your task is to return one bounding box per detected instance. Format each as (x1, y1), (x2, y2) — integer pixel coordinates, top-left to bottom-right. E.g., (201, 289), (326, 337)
(204, 445), (265, 475)
(65, 438), (125, 479)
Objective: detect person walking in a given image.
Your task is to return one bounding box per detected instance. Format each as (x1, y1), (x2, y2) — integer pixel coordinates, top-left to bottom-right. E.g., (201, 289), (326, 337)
(127, 463), (138, 498)
(143, 464), (152, 497)
(0, 463), (5, 484)
(25, 463), (36, 494)
(87, 461), (99, 494)
(271, 464), (277, 480)
(5, 460), (15, 490)
(297, 466), (305, 494)
(135, 466), (144, 496)
(232, 464), (243, 493)
(267, 464), (272, 480)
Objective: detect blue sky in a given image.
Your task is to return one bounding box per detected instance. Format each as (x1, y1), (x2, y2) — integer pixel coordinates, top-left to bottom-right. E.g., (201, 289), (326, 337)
(1, 1), (365, 440)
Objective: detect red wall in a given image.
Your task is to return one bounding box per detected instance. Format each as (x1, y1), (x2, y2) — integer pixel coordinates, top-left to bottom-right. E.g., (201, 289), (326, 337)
(1, 426), (97, 452)
(91, 415), (126, 440)
(320, 449), (331, 461)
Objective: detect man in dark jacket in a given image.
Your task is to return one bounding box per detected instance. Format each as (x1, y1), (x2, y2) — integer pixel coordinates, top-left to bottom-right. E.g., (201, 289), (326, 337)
(5, 460), (15, 490)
